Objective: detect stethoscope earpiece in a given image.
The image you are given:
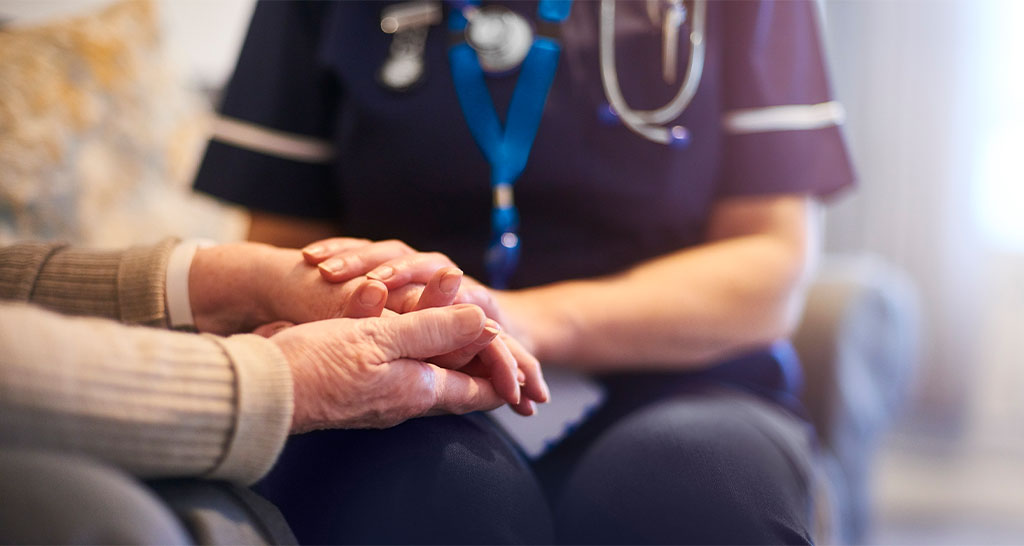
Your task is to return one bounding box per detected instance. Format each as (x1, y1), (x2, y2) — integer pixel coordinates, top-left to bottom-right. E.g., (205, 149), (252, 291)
(668, 125), (691, 148)
(598, 103), (693, 149)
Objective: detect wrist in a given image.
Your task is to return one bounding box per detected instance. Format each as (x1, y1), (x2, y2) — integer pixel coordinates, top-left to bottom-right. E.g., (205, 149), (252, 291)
(494, 288), (577, 363)
(191, 243), (277, 334)
(270, 334), (315, 434)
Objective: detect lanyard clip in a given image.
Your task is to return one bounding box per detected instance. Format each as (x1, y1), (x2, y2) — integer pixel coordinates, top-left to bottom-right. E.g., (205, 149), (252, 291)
(486, 191), (520, 289)
(486, 230), (520, 290)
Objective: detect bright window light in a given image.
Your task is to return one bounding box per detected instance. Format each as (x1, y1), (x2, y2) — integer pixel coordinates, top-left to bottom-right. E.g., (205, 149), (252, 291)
(974, 126), (1024, 250)
(972, 1), (1024, 251)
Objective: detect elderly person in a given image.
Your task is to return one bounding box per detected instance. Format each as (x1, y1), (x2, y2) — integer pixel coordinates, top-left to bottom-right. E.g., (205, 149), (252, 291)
(0, 238), (549, 544)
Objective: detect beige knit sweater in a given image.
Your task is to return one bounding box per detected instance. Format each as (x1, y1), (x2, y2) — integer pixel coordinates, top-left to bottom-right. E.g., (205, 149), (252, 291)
(0, 240), (293, 484)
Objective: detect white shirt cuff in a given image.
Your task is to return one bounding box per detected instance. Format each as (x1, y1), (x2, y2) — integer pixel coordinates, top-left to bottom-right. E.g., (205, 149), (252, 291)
(166, 239), (216, 329)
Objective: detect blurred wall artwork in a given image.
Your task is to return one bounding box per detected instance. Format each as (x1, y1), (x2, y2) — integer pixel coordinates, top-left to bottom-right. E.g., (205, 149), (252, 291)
(0, 0), (247, 247)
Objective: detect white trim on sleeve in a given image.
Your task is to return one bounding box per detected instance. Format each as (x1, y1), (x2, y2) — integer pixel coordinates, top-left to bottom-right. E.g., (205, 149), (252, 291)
(166, 239), (215, 330)
(722, 101), (846, 135)
(211, 116), (335, 164)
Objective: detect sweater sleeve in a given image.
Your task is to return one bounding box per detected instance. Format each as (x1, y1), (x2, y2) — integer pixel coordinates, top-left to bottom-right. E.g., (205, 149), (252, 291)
(0, 239), (177, 327)
(0, 303), (293, 485)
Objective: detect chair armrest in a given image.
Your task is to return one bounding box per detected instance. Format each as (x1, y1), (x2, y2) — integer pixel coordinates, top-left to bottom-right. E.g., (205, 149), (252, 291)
(792, 254), (918, 543)
(794, 254), (918, 446)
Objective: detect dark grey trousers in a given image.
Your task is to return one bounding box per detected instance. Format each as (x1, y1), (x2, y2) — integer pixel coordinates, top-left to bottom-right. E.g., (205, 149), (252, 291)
(259, 385), (819, 545)
(0, 449), (294, 545)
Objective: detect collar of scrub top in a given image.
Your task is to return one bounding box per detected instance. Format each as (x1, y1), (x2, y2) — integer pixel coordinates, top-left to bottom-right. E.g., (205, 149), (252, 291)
(447, 0), (573, 289)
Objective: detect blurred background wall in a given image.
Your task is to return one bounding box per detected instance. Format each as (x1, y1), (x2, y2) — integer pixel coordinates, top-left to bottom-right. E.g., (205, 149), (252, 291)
(2, 0), (1023, 543)
(819, 1), (1024, 543)
(822, 0), (1024, 439)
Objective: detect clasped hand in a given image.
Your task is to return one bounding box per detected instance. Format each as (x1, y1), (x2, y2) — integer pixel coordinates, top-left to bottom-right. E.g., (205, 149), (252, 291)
(189, 239), (548, 434)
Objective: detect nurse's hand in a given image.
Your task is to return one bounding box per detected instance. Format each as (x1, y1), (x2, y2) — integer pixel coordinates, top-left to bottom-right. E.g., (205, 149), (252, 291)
(301, 238), (503, 319)
(300, 238), (549, 414)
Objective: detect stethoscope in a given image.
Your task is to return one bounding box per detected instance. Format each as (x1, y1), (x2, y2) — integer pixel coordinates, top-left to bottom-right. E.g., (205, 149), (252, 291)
(600, 0), (706, 146)
(377, 0), (705, 287)
(379, 0), (705, 145)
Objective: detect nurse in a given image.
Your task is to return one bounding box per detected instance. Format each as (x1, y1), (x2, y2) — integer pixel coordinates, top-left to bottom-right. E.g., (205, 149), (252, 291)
(194, 1), (854, 543)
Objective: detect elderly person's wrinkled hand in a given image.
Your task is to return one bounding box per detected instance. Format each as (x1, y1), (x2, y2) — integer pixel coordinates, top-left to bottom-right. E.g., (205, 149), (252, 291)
(273, 304), (509, 432)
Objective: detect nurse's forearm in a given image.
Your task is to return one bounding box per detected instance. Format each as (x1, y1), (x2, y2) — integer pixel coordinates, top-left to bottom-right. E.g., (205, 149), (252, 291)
(496, 195), (817, 370)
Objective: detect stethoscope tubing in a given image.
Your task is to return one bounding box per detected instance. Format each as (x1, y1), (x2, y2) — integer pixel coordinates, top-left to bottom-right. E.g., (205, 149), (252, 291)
(598, 0), (706, 145)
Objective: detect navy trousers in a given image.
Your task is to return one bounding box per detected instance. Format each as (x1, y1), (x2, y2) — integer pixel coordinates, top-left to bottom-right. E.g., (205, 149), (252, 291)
(257, 385), (817, 545)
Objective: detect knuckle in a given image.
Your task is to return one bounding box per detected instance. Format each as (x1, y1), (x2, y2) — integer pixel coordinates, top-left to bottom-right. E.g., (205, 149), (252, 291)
(408, 362), (438, 415)
(382, 239), (413, 254)
(423, 251), (451, 265)
(440, 349), (473, 369)
(455, 345), (478, 361)
(334, 238), (370, 254)
(346, 255), (366, 271)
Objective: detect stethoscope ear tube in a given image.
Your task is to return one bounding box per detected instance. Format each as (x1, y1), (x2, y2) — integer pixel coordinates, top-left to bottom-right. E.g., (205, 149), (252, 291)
(598, 0), (706, 147)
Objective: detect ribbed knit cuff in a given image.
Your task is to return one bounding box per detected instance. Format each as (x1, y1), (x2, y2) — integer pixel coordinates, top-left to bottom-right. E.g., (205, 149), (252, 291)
(0, 242), (68, 302)
(17, 238), (178, 327)
(33, 247), (123, 320)
(118, 238), (179, 327)
(204, 334), (294, 485)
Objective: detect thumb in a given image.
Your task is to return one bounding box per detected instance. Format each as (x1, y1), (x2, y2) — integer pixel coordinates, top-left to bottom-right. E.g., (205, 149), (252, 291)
(252, 321), (294, 338)
(367, 304), (487, 361)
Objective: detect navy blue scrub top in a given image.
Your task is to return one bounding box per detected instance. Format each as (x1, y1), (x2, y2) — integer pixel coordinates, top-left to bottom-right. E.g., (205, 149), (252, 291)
(195, 0), (855, 404)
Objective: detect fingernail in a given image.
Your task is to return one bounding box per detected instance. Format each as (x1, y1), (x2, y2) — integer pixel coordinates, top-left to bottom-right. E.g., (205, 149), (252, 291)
(483, 319), (501, 337)
(514, 384), (521, 405)
(517, 368), (526, 385)
(358, 282), (386, 306)
(318, 257), (346, 276)
(303, 244), (325, 258)
(439, 268), (463, 294)
(367, 265), (394, 281)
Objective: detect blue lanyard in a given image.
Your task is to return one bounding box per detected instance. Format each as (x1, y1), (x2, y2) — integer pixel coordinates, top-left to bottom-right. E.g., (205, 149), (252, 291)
(448, 0), (572, 288)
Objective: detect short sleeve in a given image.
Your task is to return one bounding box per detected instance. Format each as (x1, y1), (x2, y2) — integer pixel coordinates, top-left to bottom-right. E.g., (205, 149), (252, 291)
(717, 0), (854, 199)
(192, 1), (342, 219)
